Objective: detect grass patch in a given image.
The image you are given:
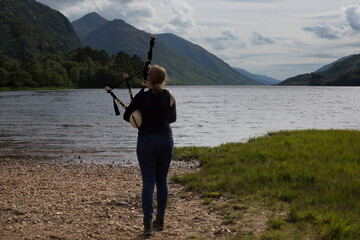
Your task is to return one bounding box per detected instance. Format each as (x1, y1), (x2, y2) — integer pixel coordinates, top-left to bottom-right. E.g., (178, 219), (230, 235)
(174, 129), (360, 239)
(267, 217), (284, 230)
(186, 233), (205, 239)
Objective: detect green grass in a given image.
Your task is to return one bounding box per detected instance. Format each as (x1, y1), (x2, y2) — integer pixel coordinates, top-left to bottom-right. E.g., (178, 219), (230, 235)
(173, 129), (360, 239)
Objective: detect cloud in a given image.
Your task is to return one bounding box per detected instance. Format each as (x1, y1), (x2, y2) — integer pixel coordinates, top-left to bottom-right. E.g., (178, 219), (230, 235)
(221, 0), (282, 2)
(345, 5), (360, 31)
(39, 0), (201, 34)
(205, 29), (244, 50)
(223, 29), (240, 41)
(303, 24), (344, 40)
(303, 5), (360, 40)
(38, 0), (205, 37)
(252, 32), (274, 45)
(116, 2), (155, 25)
(221, 29), (238, 41)
(160, 7), (195, 34)
(157, 0), (200, 34)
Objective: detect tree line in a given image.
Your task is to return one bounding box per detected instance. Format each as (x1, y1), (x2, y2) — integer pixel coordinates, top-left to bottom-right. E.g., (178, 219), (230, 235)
(0, 47), (146, 89)
(309, 70), (360, 86)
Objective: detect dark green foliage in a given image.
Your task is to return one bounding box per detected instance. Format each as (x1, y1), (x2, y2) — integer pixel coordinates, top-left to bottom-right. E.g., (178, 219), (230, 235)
(279, 73), (312, 86)
(325, 69), (360, 86)
(309, 73), (325, 86)
(0, 48), (145, 89)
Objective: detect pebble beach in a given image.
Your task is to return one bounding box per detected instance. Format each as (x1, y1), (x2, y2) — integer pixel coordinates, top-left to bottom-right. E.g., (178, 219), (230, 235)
(0, 155), (236, 240)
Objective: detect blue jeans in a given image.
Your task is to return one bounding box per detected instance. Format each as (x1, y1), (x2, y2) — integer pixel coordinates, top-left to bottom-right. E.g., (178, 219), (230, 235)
(136, 134), (174, 222)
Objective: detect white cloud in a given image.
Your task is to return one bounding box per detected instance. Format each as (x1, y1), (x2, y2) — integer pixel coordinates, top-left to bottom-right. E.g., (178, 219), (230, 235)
(156, 0), (202, 35)
(303, 24), (344, 40)
(221, 29), (239, 41)
(302, 5), (360, 40)
(205, 29), (245, 50)
(252, 32), (275, 45)
(160, 8), (195, 34)
(345, 5), (360, 31)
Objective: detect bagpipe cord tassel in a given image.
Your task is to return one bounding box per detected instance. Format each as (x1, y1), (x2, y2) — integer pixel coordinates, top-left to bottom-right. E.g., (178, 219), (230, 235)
(113, 98), (120, 116)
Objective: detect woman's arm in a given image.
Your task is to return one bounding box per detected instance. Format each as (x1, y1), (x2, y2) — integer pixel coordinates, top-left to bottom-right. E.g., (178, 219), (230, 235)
(123, 94), (141, 122)
(169, 93), (176, 123)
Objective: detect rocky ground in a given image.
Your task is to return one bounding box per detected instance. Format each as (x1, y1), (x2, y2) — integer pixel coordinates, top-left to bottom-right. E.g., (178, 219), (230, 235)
(0, 155), (269, 240)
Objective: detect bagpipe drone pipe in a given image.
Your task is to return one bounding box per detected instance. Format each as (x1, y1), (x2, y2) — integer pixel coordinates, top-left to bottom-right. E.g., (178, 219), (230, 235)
(104, 34), (156, 125)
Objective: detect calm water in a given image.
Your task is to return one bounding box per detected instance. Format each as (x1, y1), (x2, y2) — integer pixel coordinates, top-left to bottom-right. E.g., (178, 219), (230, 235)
(0, 86), (359, 163)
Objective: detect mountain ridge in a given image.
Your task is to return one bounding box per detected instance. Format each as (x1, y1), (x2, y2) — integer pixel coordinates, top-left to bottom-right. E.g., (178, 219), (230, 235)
(156, 33), (258, 85)
(233, 67), (280, 85)
(72, 13), (260, 85)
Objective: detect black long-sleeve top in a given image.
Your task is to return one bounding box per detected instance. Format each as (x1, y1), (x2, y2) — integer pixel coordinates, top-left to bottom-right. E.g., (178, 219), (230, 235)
(124, 89), (173, 138)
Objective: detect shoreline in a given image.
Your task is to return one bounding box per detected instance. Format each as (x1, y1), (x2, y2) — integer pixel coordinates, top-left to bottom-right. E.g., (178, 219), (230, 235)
(0, 154), (236, 240)
(0, 149), (139, 166)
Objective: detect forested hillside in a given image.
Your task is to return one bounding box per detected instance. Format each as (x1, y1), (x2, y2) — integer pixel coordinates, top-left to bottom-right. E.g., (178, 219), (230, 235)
(0, 48), (145, 89)
(279, 54), (360, 86)
(0, 0), (81, 59)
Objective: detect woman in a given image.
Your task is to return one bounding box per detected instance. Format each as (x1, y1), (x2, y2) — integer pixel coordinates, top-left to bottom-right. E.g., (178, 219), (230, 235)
(124, 65), (176, 236)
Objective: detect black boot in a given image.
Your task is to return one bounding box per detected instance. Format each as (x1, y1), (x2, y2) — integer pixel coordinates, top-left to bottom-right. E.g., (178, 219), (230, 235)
(153, 217), (164, 231)
(144, 221), (154, 236)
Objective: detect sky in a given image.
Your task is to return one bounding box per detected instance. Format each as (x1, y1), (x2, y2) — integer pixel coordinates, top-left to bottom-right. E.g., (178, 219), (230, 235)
(37, 0), (360, 80)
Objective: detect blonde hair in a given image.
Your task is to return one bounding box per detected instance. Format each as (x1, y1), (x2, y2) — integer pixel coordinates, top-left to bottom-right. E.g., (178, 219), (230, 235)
(148, 65), (166, 93)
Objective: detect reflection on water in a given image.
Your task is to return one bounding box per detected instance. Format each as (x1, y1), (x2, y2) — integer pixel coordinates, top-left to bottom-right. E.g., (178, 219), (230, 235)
(0, 86), (359, 163)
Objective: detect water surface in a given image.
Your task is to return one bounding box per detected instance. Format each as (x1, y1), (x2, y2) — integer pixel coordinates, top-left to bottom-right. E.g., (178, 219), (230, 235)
(1, 86), (359, 163)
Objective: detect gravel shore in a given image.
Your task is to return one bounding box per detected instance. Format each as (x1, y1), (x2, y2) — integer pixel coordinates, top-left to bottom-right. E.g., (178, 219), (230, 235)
(0, 155), (236, 240)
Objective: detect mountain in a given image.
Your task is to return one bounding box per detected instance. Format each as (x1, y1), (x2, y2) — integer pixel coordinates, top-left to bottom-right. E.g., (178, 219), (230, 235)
(279, 54), (360, 86)
(72, 12), (108, 40)
(0, 0), (81, 59)
(156, 33), (258, 85)
(233, 67), (280, 85)
(73, 14), (259, 85)
(157, 33), (279, 85)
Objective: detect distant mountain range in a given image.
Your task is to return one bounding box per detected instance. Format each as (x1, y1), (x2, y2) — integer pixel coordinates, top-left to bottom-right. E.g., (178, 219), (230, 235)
(72, 12), (262, 85)
(1, 0), (357, 86)
(0, 0), (81, 59)
(233, 67), (280, 85)
(279, 54), (360, 86)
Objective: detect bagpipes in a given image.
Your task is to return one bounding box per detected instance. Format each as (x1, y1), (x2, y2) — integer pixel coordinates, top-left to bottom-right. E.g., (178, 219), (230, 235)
(104, 34), (156, 122)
